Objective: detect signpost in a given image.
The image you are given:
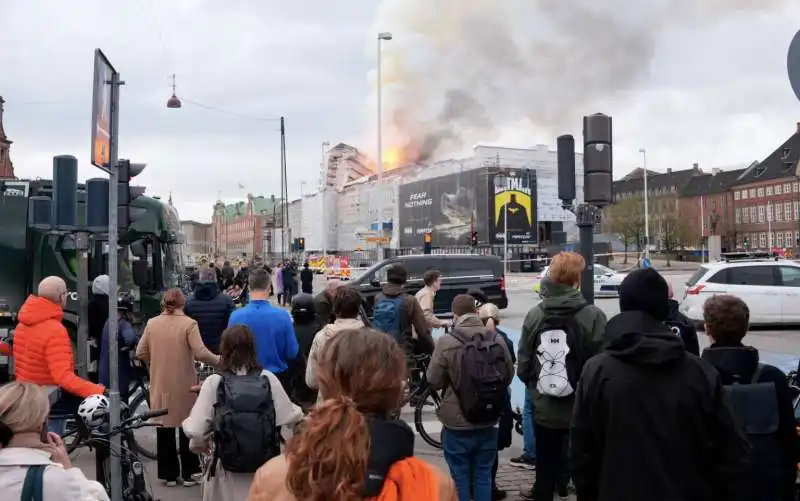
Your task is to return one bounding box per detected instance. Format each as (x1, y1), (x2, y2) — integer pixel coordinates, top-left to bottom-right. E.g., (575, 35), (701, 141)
(91, 48), (124, 501)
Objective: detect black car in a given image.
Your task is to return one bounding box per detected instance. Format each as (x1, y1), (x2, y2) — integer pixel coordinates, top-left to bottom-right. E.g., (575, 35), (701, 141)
(350, 254), (508, 318)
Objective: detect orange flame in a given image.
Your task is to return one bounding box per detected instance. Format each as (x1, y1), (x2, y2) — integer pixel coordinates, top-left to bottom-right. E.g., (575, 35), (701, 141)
(382, 146), (403, 171)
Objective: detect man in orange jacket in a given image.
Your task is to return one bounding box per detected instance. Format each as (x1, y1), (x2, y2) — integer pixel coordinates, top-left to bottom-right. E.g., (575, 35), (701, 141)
(13, 276), (105, 432)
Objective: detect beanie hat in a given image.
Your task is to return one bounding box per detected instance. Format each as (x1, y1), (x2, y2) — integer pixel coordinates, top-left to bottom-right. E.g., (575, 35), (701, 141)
(618, 268), (669, 322)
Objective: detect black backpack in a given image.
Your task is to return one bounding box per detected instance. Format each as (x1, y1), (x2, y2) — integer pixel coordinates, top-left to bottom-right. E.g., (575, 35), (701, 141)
(723, 364), (782, 501)
(212, 370), (279, 475)
(532, 305), (588, 398)
(451, 328), (509, 424)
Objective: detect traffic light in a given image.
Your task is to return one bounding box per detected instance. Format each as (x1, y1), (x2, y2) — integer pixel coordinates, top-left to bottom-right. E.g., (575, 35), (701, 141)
(470, 231), (478, 247)
(423, 232), (432, 254)
(298, 237), (305, 251)
(583, 114), (613, 207)
(116, 160), (147, 234)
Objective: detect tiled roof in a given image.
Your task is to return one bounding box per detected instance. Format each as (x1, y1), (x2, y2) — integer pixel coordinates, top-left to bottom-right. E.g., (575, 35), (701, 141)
(679, 168), (746, 197)
(613, 166), (702, 196)
(733, 132), (800, 185)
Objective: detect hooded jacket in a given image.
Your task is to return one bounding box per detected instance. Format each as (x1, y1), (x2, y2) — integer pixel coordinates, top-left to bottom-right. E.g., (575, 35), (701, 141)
(13, 295), (105, 398)
(379, 283), (433, 355)
(569, 311), (752, 501)
(702, 343), (799, 501)
(666, 299), (700, 356)
(185, 281), (235, 354)
(305, 317), (365, 401)
(287, 295), (320, 408)
(517, 281), (607, 429)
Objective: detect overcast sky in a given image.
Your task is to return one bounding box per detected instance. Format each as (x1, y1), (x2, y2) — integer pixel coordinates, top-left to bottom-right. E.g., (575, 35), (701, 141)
(1, 1), (800, 223)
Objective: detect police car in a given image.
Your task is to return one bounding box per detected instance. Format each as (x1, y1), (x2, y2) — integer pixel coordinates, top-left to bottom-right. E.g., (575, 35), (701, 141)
(679, 251), (800, 326)
(533, 263), (626, 298)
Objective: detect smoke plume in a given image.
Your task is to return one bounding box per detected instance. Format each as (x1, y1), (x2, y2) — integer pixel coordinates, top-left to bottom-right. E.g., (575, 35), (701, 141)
(370, 0), (788, 163)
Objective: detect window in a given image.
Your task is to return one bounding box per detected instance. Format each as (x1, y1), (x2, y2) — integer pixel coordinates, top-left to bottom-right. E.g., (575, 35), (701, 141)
(736, 234), (743, 248)
(728, 266), (777, 286)
(768, 232), (774, 247)
(766, 186), (774, 196)
(796, 230), (800, 246)
(735, 208), (741, 224)
(759, 232), (767, 248)
(706, 270), (728, 284)
(749, 188), (756, 198)
(795, 201), (800, 221)
(780, 267), (800, 287)
(750, 206), (757, 222)
(786, 201), (793, 221)
(785, 183), (792, 193)
(757, 187), (765, 198)
(777, 232), (784, 248)
(767, 204), (773, 221)
(776, 184), (783, 195)
(794, 181), (799, 193)
(758, 205), (765, 223)
(783, 148), (792, 160)
(742, 208), (750, 223)
(734, 190), (741, 200)
(776, 204), (784, 221)
(742, 190), (748, 200)
(787, 231), (795, 246)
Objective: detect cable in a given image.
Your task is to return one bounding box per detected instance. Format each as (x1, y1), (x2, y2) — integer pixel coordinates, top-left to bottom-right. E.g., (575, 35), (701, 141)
(143, 0), (173, 70)
(181, 98), (280, 122)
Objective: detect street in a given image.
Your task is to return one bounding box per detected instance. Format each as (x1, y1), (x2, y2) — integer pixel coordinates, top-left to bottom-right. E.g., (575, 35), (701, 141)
(73, 270), (800, 501)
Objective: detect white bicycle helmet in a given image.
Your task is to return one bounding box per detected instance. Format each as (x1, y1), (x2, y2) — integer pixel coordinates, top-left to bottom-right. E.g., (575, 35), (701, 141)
(77, 394), (110, 428)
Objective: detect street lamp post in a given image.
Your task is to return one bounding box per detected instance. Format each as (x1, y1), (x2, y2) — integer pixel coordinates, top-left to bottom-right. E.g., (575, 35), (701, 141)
(321, 141), (330, 257)
(639, 148), (650, 257)
(376, 32), (392, 239)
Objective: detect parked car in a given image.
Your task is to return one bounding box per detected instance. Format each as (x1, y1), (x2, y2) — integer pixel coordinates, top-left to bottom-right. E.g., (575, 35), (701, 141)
(679, 252), (800, 326)
(350, 254), (508, 318)
(533, 263), (626, 298)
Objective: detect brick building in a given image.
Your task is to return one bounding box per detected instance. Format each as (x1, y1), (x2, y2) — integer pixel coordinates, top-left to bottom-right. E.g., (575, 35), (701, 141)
(211, 194), (282, 259)
(731, 126), (800, 250)
(677, 167), (746, 251)
(0, 96), (16, 179)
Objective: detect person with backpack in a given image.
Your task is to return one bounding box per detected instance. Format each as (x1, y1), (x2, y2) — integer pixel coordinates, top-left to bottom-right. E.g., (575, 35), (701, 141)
(305, 287), (365, 403)
(427, 294), (514, 501)
(372, 264), (433, 358)
(701, 294), (798, 501)
(569, 269), (752, 501)
(287, 294), (320, 410)
(182, 325), (303, 501)
(664, 281), (699, 356)
(516, 252), (607, 501)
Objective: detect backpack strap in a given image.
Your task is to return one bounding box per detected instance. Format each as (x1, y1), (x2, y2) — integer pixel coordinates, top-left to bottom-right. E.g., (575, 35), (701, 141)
(751, 364), (766, 384)
(21, 465), (45, 501)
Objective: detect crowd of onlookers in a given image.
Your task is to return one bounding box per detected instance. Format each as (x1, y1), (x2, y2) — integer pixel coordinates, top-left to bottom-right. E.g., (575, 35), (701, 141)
(0, 250), (797, 501)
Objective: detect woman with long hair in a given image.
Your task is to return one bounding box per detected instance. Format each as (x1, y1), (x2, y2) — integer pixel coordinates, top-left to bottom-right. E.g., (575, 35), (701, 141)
(0, 382), (109, 500)
(183, 325), (302, 501)
(247, 328), (456, 501)
(136, 288), (219, 487)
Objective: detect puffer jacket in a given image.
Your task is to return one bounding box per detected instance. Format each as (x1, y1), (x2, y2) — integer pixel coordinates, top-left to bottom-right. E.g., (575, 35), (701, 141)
(304, 318), (364, 400)
(13, 295), (105, 398)
(426, 313), (514, 430)
(185, 281), (235, 354)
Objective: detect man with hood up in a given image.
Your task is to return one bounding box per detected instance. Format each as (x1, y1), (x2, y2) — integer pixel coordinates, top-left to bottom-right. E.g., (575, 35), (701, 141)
(185, 266), (235, 354)
(569, 268), (752, 501)
(287, 293), (320, 410)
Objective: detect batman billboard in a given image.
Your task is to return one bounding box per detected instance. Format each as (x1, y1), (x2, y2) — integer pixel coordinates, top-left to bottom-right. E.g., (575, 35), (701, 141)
(489, 169), (537, 245)
(397, 170), (489, 247)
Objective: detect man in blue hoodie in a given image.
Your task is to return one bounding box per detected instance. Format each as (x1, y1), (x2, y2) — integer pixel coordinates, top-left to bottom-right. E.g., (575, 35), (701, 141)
(228, 267), (298, 389)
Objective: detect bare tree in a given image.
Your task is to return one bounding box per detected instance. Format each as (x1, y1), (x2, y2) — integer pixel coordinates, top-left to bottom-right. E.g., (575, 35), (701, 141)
(605, 196), (644, 264)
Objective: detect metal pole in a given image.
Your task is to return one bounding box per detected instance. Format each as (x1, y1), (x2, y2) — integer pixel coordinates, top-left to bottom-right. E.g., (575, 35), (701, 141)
(641, 148), (649, 257)
(504, 196), (508, 274)
(107, 70), (123, 501)
(700, 195), (704, 263)
(579, 217), (595, 304)
(376, 36), (384, 239)
(321, 141), (329, 258)
(768, 201), (772, 250)
(279, 116), (286, 261)
(75, 232), (90, 378)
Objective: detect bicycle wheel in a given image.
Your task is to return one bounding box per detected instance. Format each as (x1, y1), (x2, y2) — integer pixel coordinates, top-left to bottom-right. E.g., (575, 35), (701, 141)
(414, 386), (443, 449)
(63, 419), (83, 456)
(127, 388), (157, 460)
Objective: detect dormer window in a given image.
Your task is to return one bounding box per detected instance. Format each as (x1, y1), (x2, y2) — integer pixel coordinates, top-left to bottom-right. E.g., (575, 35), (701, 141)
(783, 148), (792, 160)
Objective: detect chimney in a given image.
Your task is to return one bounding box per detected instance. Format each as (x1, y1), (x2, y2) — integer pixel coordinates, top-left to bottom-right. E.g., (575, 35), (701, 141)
(666, 168), (672, 174)
(692, 162), (699, 170)
(796, 122), (800, 134)
(711, 167), (721, 176)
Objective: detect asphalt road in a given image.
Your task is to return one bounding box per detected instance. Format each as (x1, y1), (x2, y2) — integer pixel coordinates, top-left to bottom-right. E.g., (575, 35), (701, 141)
(73, 271), (800, 500)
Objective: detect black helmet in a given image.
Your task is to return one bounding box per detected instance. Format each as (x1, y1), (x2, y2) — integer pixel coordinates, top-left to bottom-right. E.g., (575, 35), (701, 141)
(291, 293), (315, 317)
(466, 288), (488, 308)
(117, 292), (134, 312)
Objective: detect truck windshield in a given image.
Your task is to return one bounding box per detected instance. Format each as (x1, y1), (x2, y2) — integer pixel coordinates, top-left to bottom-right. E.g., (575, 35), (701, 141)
(162, 243), (183, 289)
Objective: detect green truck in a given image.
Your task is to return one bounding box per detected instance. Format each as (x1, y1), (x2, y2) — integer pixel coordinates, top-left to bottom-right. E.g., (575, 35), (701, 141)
(0, 179), (184, 380)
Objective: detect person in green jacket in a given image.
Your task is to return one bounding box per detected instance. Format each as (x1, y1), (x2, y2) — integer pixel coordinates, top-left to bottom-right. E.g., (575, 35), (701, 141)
(516, 251), (607, 501)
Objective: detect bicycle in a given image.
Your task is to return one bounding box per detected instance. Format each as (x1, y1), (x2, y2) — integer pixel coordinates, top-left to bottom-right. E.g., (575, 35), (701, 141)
(72, 406), (169, 501)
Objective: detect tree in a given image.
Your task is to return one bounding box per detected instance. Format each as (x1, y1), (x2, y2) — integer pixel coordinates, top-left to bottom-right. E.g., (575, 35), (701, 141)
(605, 196), (644, 263)
(660, 211), (693, 266)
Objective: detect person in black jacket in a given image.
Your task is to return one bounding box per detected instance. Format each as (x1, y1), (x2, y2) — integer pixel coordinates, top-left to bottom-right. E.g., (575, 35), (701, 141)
(570, 268), (752, 501)
(701, 294), (799, 501)
(185, 266), (235, 354)
(665, 281), (700, 356)
(300, 262), (314, 294)
(288, 293), (320, 410)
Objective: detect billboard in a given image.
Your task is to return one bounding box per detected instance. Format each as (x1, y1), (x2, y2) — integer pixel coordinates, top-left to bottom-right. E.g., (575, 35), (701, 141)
(398, 170), (489, 247)
(488, 169), (538, 245)
(91, 49), (116, 171)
